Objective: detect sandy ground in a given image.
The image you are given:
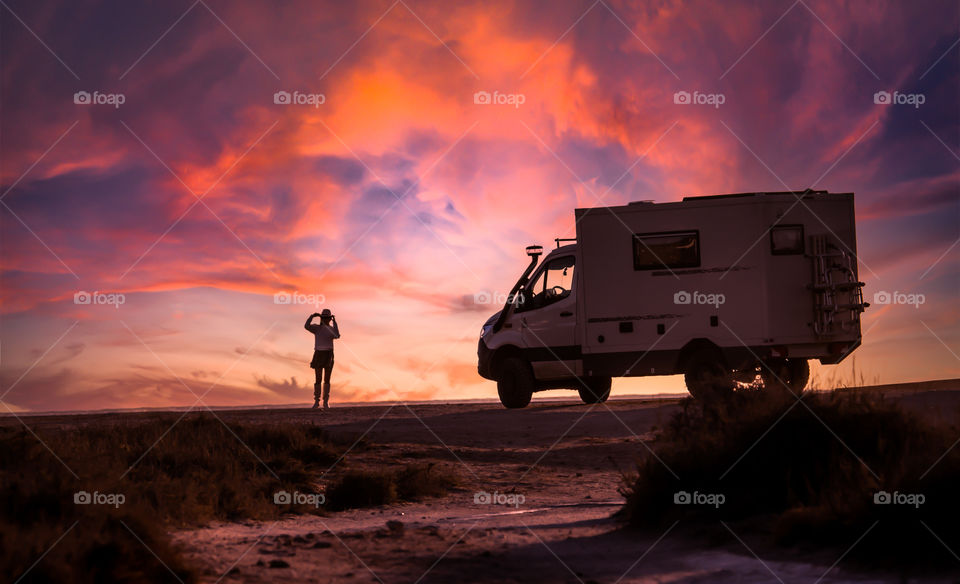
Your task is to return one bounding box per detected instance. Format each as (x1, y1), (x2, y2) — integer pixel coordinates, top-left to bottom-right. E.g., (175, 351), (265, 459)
(106, 388), (960, 584)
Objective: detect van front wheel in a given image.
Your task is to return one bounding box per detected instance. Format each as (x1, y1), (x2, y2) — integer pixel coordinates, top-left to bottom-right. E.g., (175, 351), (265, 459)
(497, 358), (534, 409)
(577, 377), (612, 404)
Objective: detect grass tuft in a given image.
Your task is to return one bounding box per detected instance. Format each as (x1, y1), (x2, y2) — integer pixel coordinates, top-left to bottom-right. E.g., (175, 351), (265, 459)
(620, 391), (960, 568)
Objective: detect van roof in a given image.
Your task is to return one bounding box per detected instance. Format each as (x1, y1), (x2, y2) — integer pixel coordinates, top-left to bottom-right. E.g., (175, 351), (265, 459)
(679, 189), (843, 201)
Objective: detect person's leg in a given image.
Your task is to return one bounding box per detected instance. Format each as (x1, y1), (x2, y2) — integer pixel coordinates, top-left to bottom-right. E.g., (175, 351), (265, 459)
(312, 353), (322, 408)
(321, 353), (334, 408)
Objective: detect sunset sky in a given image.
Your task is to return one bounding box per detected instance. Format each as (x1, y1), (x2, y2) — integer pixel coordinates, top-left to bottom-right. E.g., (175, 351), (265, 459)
(1, 0), (958, 412)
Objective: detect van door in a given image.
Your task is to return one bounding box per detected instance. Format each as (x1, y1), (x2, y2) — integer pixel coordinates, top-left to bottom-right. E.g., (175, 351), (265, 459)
(516, 254), (581, 379)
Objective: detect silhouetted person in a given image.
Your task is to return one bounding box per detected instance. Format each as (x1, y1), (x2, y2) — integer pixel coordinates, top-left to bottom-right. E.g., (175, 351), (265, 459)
(304, 309), (340, 409)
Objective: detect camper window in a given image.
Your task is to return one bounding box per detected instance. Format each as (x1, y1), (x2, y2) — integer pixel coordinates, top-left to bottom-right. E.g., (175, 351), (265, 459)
(632, 231), (700, 270)
(770, 225), (804, 255)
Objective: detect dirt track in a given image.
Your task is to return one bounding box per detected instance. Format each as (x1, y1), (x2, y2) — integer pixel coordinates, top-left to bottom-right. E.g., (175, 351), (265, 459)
(106, 389), (957, 583)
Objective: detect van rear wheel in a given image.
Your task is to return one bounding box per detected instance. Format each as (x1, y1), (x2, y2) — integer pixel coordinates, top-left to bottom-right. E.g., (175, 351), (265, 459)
(761, 359), (809, 399)
(684, 352), (734, 400)
(577, 377), (611, 404)
(497, 357), (534, 409)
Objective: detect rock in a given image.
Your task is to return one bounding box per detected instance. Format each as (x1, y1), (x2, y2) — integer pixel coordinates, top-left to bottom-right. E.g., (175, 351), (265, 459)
(386, 520), (404, 534)
(311, 541), (333, 549)
(268, 559), (290, 569)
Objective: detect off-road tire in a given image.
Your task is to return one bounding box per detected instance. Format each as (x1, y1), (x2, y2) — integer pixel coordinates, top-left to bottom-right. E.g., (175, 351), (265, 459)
(497, 357), (534, 409)
(684, 351), (734, 400)
(577, 377), (612, 404)
(761, 358), (810, 399)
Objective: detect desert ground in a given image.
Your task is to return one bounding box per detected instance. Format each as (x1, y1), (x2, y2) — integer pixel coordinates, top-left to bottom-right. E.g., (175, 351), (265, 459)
(7, 383), (960, 583)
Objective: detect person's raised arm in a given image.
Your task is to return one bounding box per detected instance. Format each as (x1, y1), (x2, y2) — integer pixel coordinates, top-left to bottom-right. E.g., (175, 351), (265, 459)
(331, 315), (341, 339)
(304, 313), (319, 331)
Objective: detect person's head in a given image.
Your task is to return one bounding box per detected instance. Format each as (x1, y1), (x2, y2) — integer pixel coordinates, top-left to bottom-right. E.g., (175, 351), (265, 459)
(320, 308), (333, 323)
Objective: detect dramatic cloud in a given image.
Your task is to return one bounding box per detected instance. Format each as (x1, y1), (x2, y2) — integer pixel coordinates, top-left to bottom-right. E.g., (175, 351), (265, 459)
(1, 0), (958, 411)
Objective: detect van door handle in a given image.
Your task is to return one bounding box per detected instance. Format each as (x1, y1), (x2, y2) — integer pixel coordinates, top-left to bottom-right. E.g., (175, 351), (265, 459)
(560, 311), (573, 317)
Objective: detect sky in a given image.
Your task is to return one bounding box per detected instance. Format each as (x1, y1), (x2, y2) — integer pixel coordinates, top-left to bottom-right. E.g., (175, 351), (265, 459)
(1, 0), (958, 412)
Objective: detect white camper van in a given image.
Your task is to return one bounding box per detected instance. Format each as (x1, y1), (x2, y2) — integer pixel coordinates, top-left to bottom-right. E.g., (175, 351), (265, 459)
(477, 190), (869, 408)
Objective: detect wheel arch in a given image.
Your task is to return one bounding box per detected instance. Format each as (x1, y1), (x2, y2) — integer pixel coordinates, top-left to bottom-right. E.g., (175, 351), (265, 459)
(490, 345), (525, 378)
(676, 338), (725, 372)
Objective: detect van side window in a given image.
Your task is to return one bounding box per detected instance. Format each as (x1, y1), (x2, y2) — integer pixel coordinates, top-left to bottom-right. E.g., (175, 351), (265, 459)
(770, 224), (804, 255)
(632, 231), (700, 270)
(517, 256), (575, 312)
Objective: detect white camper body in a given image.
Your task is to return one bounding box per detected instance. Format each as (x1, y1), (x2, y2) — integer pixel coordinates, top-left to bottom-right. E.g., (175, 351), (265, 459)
(478, 191), (869, 408)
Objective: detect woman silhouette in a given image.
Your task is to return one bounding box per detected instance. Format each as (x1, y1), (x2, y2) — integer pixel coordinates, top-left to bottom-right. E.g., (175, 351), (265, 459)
(304, 308), (340, 409)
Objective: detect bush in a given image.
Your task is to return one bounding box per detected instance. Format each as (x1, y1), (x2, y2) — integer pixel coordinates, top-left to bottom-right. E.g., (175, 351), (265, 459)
(325, 463), (458, 511)
(620, 391), (960, 568)
(1, 414), (341, 583)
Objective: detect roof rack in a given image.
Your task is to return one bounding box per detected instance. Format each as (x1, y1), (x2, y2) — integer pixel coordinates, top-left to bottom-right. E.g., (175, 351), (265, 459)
(555, 238), (576, 248)
(682, 188), (827, 201)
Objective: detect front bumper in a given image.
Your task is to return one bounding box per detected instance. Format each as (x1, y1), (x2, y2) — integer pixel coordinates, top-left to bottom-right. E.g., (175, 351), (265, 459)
(477, 338), (495, 380)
